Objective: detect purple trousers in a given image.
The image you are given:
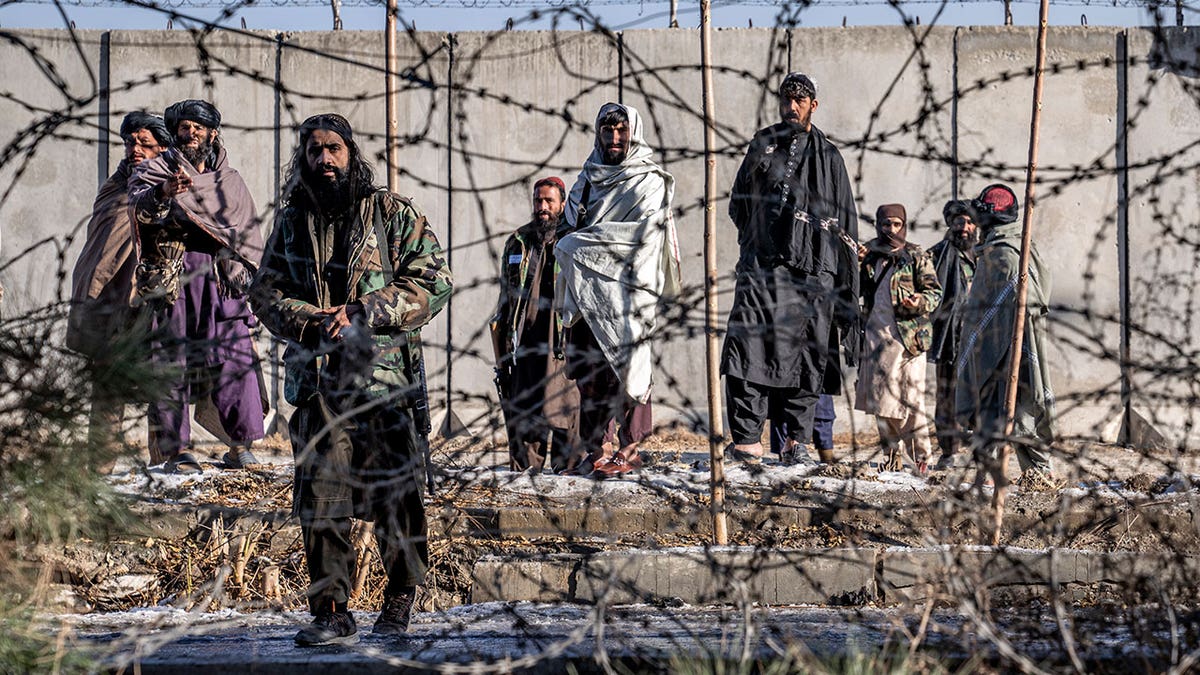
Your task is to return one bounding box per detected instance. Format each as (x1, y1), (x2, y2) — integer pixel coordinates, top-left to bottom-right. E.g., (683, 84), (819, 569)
(148, 251), (264, 462)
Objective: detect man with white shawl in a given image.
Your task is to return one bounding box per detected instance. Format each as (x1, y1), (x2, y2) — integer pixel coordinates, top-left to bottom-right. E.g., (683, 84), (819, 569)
(555, 102), (681, 478)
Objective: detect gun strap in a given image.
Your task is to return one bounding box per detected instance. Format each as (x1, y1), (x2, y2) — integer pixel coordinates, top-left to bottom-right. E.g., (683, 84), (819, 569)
(575, 180), (592, 230)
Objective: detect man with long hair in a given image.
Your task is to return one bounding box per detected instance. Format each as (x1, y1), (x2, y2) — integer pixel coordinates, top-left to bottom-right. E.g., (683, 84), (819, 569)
(251, 113), (452, 646)
(127, 99), (266, 473)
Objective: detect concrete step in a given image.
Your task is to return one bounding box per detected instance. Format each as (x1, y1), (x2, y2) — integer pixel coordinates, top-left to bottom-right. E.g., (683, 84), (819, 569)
(471, 546), (1200, 606)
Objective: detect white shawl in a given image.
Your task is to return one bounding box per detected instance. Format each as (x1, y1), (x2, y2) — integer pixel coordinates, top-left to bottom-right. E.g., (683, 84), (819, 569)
(555, 102), (682, 403)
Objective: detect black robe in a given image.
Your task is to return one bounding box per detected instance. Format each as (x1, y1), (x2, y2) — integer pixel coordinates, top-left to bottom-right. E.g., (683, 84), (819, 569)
(927, 239), (975, 365)
(721, 123), (860, 393)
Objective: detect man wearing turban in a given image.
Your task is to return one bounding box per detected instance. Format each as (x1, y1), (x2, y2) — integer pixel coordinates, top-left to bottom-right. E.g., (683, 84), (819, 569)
(492, 176), (582, 472)
(721, 72), (861, 467)
(127, 99), (266, 474)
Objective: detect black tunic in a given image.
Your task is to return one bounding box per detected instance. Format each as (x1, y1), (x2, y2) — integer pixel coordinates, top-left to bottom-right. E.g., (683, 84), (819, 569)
(721, 123), (860, 392)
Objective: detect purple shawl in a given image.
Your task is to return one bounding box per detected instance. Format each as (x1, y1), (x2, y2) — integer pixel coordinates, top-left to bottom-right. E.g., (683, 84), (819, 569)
(127, 145), (263, 294)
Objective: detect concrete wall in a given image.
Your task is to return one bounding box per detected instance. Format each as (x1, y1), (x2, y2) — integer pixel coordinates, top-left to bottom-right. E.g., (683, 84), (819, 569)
(0, 25), (1196, 446)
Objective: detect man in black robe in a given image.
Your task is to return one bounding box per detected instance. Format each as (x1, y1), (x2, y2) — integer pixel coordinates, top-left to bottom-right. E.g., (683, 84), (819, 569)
(721, 72), (860, 466)
(928, 199), (978, 468)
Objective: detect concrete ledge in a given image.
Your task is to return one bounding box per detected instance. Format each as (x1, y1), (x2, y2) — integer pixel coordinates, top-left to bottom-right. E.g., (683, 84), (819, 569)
(880, 547), (1200, 602)
(472, 548), (877, 605)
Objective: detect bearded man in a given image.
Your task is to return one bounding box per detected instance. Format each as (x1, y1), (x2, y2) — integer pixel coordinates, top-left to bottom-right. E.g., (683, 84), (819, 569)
(928, 199), (978, 469)
(492, 177), (581, 472)
(955, 183), (1057, 487)
(555, 102), (681, 478)
(721, 72), (860, 466)
(251, 114), (452, 645)
(67, 111), (171, 469)
(127, 99), (266, 473)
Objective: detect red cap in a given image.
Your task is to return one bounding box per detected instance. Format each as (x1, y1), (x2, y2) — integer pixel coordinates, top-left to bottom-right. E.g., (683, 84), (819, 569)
(533, 176), (566, 195)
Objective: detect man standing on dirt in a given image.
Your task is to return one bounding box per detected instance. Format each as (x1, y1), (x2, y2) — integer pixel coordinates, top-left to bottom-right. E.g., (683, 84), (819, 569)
(721, 72), (860, 466)
(127, 99), (267, 474)
(251, 114), (452, 646)
(492, 176), (581, 472)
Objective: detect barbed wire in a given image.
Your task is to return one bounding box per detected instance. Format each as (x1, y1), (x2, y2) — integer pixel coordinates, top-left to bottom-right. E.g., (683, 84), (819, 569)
(1, 0), (1200, 671)
(8, 0), (1189, 9)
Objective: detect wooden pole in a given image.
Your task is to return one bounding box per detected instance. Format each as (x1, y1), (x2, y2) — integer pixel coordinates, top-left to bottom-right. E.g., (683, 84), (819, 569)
(700, 0), (727, 546)
(670, 0), (679, 28)
(992, 0), (1050, 546)
(385, 0), (399, 192)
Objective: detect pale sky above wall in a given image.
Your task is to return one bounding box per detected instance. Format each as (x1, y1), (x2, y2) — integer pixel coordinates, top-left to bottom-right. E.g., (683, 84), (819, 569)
(0, 0), (1191, 33)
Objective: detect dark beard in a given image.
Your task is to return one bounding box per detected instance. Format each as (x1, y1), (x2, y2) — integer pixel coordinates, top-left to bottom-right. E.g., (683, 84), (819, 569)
(951, 231), (978, 251)
(179, 139), (213, 168)
(302, 165), (354, 216)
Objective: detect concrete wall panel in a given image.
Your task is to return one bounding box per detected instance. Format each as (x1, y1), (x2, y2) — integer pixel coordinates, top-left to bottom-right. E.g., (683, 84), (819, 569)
(1125, 27), (1200, 447)
(957, 26), (1123, 441)
(618, 27), (788, 429)
(0, 29), (104, 314)
(448, 30), (619, 429)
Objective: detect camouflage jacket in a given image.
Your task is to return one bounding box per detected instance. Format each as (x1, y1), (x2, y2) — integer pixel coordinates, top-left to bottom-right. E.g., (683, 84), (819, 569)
(250, 189), (452, 408)
(490, 221), (567, 364)
(860, 240), (943, 356)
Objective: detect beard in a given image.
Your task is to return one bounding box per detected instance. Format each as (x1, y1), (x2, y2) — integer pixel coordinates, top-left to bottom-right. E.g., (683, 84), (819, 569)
(951, 229), (979, 251)
(179, 137), (213, 168)
(302, 164), (354, 215)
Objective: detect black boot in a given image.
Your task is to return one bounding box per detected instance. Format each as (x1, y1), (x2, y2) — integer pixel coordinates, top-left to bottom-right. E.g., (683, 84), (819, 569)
(295, 602), (358, 646)
(374, 588), (416, 635)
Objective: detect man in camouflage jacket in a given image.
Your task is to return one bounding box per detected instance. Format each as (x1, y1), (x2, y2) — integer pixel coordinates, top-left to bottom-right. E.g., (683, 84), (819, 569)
(491, 177), (580, 472)
(855, 204), (942, 474)
(250, 114), (452, 646)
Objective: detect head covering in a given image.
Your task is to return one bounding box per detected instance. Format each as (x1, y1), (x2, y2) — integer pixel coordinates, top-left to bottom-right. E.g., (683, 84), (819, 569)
(779, 72), (817, 100)
(299, 113), (354, 144)
(590, 102), (651, 167)
(874, 203), (907, 251)
(164, 99), (221, 134)
(119, 111), (171, 148)
(972, 183), (1019, 228)
(533, 176), (566, 198)
(942, 199), (976, 225)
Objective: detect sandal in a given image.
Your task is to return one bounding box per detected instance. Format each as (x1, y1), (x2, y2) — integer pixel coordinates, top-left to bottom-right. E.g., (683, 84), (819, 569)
(165, 452), (203, 475)
(590, 456), (638, 479)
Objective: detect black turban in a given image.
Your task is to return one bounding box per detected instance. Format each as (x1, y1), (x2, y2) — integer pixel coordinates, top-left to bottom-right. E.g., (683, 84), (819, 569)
(164, 99), (221, 133)
(972, 183), (1020, 227)
(779, 72), (817, 100)
(942, 199), (977, 225)
(299, 113), (354, 144)
(119, 111), (171, 148)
